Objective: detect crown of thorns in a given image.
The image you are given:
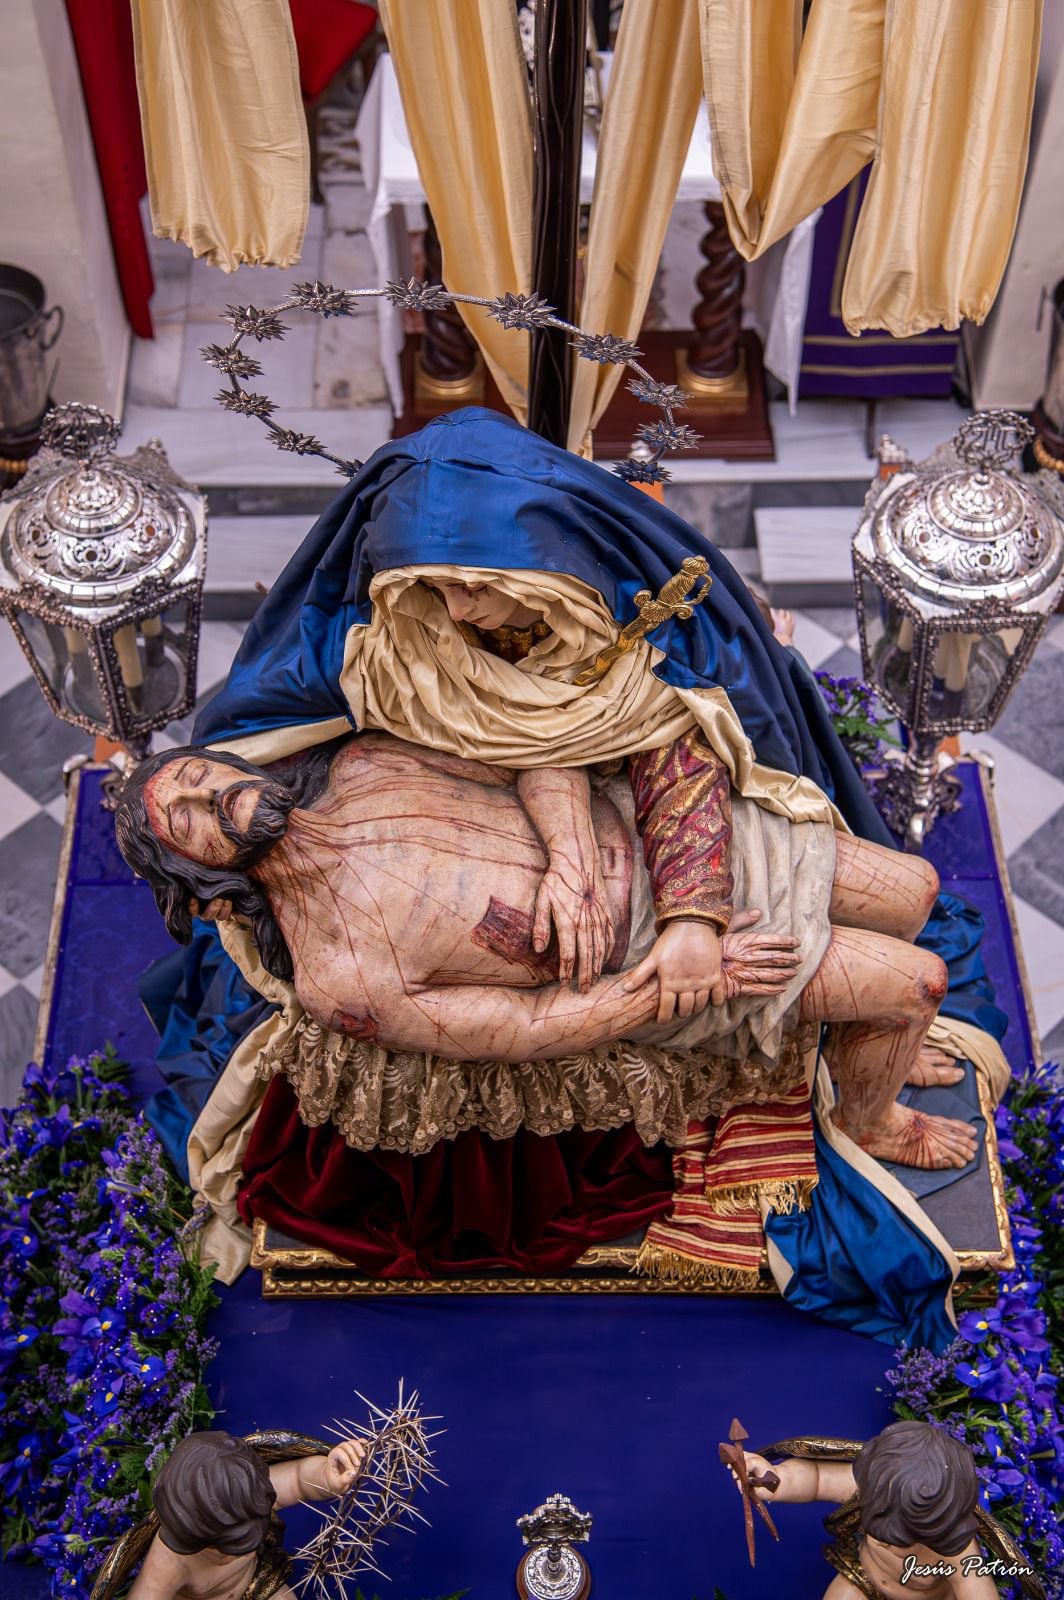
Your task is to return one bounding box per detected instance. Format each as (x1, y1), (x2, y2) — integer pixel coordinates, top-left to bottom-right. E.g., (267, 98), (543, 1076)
(203, 279), (699, 482)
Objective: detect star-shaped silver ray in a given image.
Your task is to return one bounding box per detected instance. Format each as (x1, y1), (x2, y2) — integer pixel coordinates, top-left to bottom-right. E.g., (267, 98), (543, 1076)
(271, 427), (325, 455)
(215, 387), (277, 419)
(614, 456), (670, 485)
(635, 419), (703, 453)
(486, 291), (557, 330)
(289, 280), (357, 317)
(384, 277), (452, 312)
(200, 344), (265, 379)
(222, 305), (288, 341)
(627, 376), (690, 410)
(571, 330), (642, 365)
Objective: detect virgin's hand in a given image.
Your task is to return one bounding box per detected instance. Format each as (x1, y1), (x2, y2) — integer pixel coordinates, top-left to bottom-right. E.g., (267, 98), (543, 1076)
(621, 920), (724, 1024)
(533, 859), (613, 993)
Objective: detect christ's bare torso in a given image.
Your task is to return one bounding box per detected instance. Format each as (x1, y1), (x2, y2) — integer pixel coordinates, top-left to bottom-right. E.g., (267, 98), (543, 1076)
(254, 737), (633, 1039)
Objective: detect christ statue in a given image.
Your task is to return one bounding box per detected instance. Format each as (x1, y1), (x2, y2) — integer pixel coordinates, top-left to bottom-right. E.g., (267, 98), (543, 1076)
(116, 732), (977, 1172)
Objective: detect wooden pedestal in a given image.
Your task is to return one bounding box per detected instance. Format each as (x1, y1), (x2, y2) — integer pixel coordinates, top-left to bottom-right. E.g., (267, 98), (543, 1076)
(590, 328), (775, 461)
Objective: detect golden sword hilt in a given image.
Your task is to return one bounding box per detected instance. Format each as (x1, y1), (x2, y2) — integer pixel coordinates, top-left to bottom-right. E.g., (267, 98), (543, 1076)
(572, 556), (712, 686)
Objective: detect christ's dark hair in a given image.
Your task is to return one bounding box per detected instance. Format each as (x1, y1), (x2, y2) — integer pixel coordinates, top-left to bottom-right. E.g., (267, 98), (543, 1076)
(113, 742), (334, 982)
(854, 1421), (979, 1557)
(154, 1431), (276, 1556)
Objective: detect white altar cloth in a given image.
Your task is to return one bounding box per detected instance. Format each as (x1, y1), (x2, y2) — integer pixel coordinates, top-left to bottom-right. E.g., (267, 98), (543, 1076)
(355, 55), (815, 418)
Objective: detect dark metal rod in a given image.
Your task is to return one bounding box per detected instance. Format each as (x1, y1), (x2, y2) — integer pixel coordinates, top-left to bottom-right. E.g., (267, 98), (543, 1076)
(527, 0), (588, 445)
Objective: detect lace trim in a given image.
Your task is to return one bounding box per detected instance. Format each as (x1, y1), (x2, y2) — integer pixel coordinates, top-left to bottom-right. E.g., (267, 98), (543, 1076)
(256, 1021), (815, 1155)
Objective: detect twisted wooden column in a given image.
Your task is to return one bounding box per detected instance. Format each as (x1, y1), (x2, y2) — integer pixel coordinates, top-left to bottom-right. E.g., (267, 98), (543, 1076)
(680, 201), (748, 397)
(419, 210), (479, 384)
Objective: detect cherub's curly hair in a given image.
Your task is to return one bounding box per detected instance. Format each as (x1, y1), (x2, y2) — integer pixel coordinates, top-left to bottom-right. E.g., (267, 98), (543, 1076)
(854, 1421), (978, 1557)
(154, 1431), (276, 1556)
(113, 743), (333, 982)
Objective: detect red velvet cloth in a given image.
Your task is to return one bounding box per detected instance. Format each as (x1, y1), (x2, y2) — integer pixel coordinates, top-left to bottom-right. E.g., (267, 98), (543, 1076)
(64, 0), (154, 338)
(288, 0), (378, 100)
(238, 1076), (675, 1277)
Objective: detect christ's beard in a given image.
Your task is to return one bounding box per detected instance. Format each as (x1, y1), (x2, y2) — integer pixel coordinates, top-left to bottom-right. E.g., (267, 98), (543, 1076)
(216, 780), (296, 867)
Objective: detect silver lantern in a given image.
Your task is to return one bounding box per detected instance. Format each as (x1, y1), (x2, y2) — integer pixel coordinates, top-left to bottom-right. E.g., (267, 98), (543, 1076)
(853, 409), (1064, 846)
(0, 402), (206, 760)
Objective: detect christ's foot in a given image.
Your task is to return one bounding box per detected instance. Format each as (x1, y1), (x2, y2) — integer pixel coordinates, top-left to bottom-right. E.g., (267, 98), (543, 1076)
(906, 1044), (966, 1088)
(835, 1104), (979, 1169)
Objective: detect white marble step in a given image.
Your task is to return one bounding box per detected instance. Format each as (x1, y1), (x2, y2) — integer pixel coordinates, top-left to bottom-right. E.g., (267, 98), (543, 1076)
(121, 396), (964, 490)
(651, 398), (966, 485)
(120, 404), (393, 486)
(204, 517), (313, 593)
(754, 504), (858, 603)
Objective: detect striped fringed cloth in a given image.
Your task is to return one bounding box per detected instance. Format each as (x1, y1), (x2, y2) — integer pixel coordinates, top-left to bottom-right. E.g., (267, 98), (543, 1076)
(636, 1082), (817, 1288)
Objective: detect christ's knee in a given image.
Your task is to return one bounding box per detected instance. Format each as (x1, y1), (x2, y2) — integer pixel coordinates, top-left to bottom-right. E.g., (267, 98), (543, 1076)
(901, 858), (940, 941)
(868, 948), (947, 1035)
(905, 949), (948, 1022)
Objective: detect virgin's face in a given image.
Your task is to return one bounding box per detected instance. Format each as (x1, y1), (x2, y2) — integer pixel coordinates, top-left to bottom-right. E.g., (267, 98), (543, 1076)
(425, 579), (540, 630)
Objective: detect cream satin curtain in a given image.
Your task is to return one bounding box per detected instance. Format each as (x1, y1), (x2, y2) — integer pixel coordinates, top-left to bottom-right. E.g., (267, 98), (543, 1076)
(130, 0), (309, 270)
(566, 0), (703, 453)
(700, 0), (1044, 336)
(377, 0), (534, 421)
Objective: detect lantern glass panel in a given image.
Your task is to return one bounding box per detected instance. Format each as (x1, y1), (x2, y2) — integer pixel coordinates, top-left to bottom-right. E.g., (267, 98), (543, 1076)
(109, 599), (192, 730)
(859, 573), (917, 719)
(924, 625), (1020, 729)
(15, 609), (106, 724)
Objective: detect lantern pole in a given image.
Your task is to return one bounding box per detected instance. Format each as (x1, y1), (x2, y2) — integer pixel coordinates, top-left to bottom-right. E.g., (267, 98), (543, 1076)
(527, 0), (588, 446)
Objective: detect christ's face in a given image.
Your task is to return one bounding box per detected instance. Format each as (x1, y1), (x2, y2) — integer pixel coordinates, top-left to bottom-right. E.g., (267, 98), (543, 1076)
(425, 579), (541, 631)
(144, 754), (278, 867)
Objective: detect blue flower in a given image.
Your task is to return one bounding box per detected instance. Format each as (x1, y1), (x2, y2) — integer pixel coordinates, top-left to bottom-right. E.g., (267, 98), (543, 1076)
(0, 1224), (39, 1260)
(954, 1353), (1019, 1403)
(138, 1300), (176, 1337)
(0, 1323), (40, 1354)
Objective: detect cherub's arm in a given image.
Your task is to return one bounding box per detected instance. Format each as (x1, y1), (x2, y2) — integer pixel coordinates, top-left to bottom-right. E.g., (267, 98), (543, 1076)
(948, 1546), (1001, 1598)
(515, 767), (612, 992)
(270, 1441), (365, 1508)
(735, 1451), (857, 1505)
(126, 1539), (187, 1600)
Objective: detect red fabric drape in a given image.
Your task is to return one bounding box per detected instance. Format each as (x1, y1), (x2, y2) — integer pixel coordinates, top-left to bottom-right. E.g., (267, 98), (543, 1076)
(238, 1077), (675, 1277)
(64, 0), (154, 338)
(288, 0), (377, 101)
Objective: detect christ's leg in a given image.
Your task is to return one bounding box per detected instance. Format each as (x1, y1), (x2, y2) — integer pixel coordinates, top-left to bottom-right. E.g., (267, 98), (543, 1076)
(799, 926), (979, 1169)
(827, 837), (964, 1088)
(829, 833), (939, 942)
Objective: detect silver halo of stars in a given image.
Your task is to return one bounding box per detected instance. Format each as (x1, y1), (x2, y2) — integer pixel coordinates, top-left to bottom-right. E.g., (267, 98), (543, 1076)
(202, 278), (701, 482)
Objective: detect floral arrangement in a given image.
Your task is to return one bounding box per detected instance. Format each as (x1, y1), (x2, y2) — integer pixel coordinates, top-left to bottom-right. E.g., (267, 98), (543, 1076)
(887, 1059), (1064, 1598)
(0, 1051), (218, 1599)
(815, 671), (899, 770)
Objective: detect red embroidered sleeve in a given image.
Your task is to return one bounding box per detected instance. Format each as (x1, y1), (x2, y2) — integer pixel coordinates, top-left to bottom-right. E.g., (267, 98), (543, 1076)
(628, 729), (734, 930)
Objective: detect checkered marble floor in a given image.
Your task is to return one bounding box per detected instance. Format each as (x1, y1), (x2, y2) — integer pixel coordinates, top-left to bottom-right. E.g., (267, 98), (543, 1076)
(0, 608), (1063, 1102)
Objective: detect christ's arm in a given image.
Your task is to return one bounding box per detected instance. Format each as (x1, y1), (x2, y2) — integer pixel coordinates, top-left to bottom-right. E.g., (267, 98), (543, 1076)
(299, 966), (661, 1062)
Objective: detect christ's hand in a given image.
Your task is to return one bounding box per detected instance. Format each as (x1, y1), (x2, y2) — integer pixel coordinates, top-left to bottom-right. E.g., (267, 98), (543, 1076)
(532, 853), (613, 994)
(518, 767), (613, 992)
(719, 909), (802, 999)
